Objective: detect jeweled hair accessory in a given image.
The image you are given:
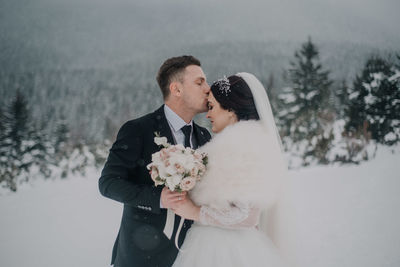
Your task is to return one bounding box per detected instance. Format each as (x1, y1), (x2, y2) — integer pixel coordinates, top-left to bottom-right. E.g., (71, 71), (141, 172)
(213, 76), (231, 96)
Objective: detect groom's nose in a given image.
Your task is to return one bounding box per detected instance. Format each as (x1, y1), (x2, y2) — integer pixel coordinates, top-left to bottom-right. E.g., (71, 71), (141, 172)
(203, 83), (210, 93)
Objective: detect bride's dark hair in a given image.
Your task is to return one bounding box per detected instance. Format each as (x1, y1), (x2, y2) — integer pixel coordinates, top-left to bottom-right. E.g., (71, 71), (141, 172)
(210, 75), (260, 121)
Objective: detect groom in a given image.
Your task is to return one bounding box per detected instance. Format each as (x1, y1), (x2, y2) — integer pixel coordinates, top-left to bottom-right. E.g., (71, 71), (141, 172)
(99, 55), (212, 267)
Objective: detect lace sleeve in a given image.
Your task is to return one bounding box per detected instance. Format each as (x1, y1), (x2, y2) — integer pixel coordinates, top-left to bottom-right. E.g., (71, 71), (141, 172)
(198, 202), (260, 229)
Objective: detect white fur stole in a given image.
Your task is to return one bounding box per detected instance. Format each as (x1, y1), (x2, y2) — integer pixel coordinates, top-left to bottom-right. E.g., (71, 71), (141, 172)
(190, 121), (286, 210)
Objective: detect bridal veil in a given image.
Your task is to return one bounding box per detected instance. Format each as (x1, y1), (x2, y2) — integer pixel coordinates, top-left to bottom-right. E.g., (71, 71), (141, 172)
(236, 72), (296, 265)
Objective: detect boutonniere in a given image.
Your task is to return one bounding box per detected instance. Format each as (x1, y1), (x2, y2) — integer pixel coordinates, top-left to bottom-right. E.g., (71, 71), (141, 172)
(154, 131), (170, 148)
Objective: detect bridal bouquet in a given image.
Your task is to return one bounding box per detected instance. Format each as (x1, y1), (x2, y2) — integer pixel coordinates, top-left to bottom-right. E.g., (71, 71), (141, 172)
(147, 133), (208, 192)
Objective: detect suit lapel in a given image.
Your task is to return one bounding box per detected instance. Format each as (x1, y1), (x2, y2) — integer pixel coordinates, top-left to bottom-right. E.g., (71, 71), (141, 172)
(153, 105), (176, 145)
(193, 122), (209, 147)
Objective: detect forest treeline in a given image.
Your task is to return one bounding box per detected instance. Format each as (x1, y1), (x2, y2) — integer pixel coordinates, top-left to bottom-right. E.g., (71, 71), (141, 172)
(1, 38), (399, 191)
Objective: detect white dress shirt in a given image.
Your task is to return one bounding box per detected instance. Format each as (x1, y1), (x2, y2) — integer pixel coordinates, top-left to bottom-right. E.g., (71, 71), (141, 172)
(164, 104), (194, 148)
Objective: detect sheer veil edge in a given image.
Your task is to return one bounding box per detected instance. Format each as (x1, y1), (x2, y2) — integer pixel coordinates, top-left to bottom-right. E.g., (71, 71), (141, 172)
(236, 72), (296, 264)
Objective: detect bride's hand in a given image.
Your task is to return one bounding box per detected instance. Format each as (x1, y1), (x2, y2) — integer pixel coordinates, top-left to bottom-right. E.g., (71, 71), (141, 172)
(172, 198), (201, 221)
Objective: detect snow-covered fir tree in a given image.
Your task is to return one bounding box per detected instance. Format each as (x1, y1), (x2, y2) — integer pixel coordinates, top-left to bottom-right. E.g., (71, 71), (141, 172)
(345, 55), (400, 146)
(0, 91), (51, 191)
(0, 107), (7, 187)
(278, 37), (334, 166)
(1, 90), (33, 190)
(333, 79), (351, 120)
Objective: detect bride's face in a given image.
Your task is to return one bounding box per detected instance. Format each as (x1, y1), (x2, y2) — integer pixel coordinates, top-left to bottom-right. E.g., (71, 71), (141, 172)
(206, 92), (238, 133)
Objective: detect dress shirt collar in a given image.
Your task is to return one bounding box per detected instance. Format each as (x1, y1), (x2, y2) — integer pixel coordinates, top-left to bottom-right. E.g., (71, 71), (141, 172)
(164, 104), (193, 131)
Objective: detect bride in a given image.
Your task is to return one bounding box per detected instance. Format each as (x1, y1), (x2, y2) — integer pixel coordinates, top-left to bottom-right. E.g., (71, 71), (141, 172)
(171, 73), (289, 267)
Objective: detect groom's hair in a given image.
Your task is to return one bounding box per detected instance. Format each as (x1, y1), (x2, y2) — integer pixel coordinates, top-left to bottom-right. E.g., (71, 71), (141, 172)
(157, 55), (201, 100)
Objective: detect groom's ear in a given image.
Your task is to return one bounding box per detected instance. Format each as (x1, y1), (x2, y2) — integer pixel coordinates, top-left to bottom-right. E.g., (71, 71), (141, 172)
(169, 82), (182, 97)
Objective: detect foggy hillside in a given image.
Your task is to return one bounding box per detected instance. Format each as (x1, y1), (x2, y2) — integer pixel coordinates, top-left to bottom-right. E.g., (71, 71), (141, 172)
(0, 0), (399, 142)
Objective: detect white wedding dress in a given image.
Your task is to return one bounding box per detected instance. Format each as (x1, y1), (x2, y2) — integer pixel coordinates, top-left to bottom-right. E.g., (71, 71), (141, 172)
(172, 203), (287, 267)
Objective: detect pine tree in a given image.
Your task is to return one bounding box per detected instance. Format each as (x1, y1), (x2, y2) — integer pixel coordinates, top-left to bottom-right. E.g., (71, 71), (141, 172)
(278, 37), (334, 165)
(0, 107), (8, 187)
(0, 90), (50, 191)
(334, 79), (350, 120)
(31, 119), (52, 179)
(0, 107), (5, 145)
(345, 55), (400, 145)
(54, 114), (70, 154)
(345, 57), (390, 134)
(0, 90), (31, 190)
(53, 115), (71, 178)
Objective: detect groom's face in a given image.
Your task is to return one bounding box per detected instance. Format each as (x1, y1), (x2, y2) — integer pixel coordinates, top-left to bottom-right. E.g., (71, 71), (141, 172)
(178, 65), (210, 113)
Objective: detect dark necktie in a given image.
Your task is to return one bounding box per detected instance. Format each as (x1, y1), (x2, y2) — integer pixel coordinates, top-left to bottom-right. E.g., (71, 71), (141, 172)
(181, 125), (192, 148)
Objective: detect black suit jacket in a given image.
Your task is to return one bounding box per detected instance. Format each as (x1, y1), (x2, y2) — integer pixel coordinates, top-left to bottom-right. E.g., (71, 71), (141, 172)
(99, 105), (211, 267)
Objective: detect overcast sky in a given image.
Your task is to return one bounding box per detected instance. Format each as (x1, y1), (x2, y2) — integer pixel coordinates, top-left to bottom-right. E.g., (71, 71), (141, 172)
(1, 0), (399, 69)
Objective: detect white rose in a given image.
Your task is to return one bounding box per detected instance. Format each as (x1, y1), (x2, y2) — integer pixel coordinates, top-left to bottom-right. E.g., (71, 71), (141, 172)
(151, 152), (162, 165)
(190, 166), (199, 177)
(166, 174), (182, 191)
(146, 162), (153, 170)
(174, 144), (185, 151)
(184, 147), (193, 155)
(165, 163), (178, 176)
(179, 177), (196, 191)
(174, 163), (185, 174)
(184, 158), (195, 172)
(193, 152), (203, 161)
(150, 166), (159, 181)
(169, 152), (187, 167)
(196, 162), (206, 174)
(154, 178), (165, 186)
(157, 164), (168, 179)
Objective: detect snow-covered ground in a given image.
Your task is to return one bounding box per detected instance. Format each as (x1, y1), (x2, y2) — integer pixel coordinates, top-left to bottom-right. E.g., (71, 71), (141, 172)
(1, 147), (399, 267)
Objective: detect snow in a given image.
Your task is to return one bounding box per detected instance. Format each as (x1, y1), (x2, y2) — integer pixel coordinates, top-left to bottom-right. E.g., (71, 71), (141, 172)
(384, 132), (397, 142)
(349, 91), (359, 100)
(289, 146), (400, 267)
(365, 94), (378, 105)
(279, 87), (296, 104)
(305, 90), (319, 100)
(0, 169), (122, 267)
(388, 70), (400, 82)
(1, 148), (400, 267)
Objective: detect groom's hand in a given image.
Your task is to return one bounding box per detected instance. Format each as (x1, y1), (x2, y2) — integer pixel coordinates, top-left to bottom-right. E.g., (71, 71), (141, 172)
(160, 187), (187, 209)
